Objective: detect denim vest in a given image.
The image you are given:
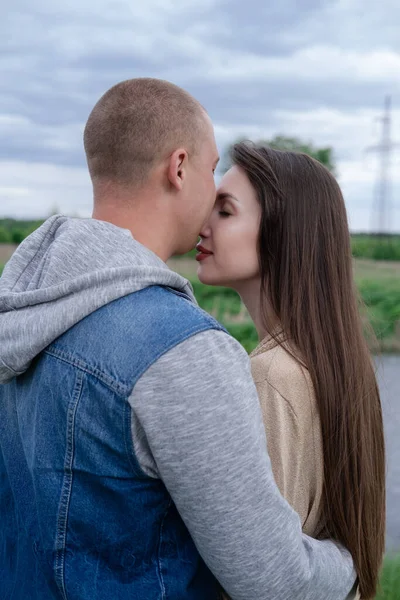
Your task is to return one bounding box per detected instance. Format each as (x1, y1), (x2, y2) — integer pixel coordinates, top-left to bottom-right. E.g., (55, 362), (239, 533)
(0, 285), (225, 599)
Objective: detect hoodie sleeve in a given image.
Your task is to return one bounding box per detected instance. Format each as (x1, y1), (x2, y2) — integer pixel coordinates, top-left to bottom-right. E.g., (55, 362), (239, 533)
(128, 329), (356, 600)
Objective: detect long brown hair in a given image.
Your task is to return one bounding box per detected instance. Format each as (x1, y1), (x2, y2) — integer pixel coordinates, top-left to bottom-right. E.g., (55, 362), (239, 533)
(230, 142), (386, 599)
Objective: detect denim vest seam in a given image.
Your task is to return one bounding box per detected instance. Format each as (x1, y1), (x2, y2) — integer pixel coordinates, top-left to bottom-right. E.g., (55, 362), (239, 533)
(157, 498), (172, 599)
(164, 286), (193, 301)
(195, 311), (225, 331)
(123, 325), (226, 480)
(43, 351), (151, 481)
(165, 287), (226, 332)
(123, 326), (225, 481)
(122, 396), (149, 479)
(45, 320), (225, 396)
(53, 369), (84, 599)
(128, 323), (225, 383)
(44, 348), (130, 396)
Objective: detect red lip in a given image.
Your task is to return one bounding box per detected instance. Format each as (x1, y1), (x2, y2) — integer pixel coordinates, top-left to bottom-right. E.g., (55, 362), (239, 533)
(196, 244), (213, 255)
(195, 244), (213, 262)
(196, 253), (212, 262)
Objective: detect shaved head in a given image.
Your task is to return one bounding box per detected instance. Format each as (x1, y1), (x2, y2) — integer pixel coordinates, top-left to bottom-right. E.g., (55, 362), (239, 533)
(84, 78), (207, 187)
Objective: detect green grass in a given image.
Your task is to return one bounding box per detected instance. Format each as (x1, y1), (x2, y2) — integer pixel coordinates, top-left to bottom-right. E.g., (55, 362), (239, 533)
(187, 260), (400, 354)
(190, 280), (243, 317)
(354, 261), (400, 352)
(188, 279), (260, 351)
(2, 255), (400, 353)
(376, 554), (400, 600)
(352, 235), (400, 261)
(188, 262), (400, 354)
(359, 280), (400, 337)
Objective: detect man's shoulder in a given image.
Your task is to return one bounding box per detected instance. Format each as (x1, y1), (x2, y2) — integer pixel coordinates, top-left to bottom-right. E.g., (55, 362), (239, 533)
(61, 284), (224, 336)
(49, 285), (227, 391)
(114, 285), (226, 334)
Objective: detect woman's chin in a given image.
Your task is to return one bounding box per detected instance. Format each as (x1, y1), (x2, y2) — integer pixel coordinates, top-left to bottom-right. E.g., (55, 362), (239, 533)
(197, 266), (222, 287)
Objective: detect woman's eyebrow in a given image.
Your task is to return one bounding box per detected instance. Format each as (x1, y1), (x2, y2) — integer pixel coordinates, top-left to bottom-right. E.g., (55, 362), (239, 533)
(216, 192), (240, 203)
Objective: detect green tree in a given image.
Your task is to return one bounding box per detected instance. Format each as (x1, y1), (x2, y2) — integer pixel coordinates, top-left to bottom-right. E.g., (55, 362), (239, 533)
(0, 227), (11, 243)
(11, 229), (25, 245)
(222, 135), (336, 175)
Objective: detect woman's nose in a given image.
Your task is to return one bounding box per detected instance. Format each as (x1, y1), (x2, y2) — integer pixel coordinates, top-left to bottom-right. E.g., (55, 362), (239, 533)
(199, 222), (211, 238)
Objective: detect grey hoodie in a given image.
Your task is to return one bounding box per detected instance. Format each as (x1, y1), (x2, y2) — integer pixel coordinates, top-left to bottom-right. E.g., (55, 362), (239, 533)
(0, 216), (356, 599)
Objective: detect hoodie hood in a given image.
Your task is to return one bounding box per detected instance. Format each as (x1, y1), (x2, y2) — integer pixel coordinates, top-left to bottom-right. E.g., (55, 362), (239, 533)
(0, 215), (195, 383)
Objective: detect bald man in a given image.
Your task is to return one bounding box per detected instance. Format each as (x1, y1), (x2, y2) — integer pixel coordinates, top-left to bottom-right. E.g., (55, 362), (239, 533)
(0, 79), (356, 600)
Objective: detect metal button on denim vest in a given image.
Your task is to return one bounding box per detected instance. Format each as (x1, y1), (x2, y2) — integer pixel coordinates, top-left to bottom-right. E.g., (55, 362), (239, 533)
(0, 285), (224, 599)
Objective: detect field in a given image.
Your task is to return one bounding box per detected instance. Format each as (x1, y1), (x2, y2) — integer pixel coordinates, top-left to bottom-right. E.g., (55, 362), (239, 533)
(377, 554), (400, 600)
(0, 244), (17, 265)
(168, 257), (400, 354)
(352, 235), (400, 261)
(1, 225), (400, 261)
(355, 260), (400, 352)
(1, 252), (399, 354)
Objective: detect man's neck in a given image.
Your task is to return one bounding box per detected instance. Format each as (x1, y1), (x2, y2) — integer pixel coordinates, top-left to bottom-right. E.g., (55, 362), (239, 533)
(92, 184), (177, 262)
(92, 206), (176, 262)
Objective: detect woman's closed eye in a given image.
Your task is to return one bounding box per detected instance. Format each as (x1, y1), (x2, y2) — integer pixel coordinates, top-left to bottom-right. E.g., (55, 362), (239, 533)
(218, 210), (231, 217)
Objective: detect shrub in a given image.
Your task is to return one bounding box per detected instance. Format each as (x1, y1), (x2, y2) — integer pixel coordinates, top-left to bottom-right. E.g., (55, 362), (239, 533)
(0, 227), (11, 244)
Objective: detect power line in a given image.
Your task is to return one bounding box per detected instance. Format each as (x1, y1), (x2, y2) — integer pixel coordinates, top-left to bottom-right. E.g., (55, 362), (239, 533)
(366, 96), (400, 235)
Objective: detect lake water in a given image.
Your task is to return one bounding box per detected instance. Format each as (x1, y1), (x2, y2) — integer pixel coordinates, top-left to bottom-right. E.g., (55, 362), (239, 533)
(378, 355), (400, 551)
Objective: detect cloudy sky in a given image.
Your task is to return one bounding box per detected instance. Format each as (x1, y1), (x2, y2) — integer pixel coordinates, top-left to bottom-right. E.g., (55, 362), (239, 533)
(2, 0), (400, 231)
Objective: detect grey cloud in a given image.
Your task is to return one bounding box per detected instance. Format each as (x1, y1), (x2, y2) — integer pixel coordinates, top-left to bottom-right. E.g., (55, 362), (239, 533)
(205, 0), (334, 56)
(0, 134), (85, 168)
(188, 78), (398, 125)
(1, 0), (400, 169)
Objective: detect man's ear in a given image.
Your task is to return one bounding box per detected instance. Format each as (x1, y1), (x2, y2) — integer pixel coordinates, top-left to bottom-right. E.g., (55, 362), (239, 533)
(167, 148), (188, 191)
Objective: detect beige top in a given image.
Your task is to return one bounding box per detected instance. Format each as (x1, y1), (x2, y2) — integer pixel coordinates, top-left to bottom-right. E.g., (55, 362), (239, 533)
(222, 335), (360, 600)
(250, 335), (324, 537)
